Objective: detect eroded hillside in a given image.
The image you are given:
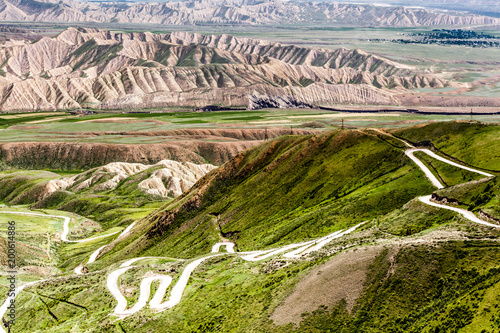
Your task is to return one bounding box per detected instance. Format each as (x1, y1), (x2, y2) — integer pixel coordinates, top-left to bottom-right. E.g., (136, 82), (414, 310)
(0, 0), (499, 27)
(0, 28), (458, 111)
(0, 127), (318, 169)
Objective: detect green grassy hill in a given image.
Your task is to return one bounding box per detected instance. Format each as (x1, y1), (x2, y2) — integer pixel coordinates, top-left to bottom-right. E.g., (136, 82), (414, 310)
(2, 121), (500, 332)
(436, 176), (500, 221)
(0, 168), (166, 230)
(103, 129), (436, 261)
(393, 121), (500, 172)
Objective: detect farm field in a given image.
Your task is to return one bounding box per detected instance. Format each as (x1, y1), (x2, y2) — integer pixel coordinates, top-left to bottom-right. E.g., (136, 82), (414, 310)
(1, 109), (500, 144)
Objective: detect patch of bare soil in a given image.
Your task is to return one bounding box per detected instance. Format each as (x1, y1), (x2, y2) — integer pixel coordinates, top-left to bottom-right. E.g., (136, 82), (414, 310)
(70, 219), (103, 239)
(78, 117), (136, 122)
(271, 245), (385, 326)
(9, 125), (42, 130)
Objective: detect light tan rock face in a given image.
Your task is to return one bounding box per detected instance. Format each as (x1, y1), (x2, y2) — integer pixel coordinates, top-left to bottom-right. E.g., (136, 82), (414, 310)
(44, 159), (217, 198)
(0, 0), (498, 27)
(0, 28), (456, 111)
(138, 160), (216, 197)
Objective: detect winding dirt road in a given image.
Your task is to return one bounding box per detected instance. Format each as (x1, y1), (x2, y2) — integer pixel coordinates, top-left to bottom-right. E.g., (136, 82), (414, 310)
(211, 242), (235, 253)
(406, 148), (493, 189)
(404, 148), (497, 227)
(75, 222), (137, 275)
(0, 211), (120, 243)
(405, 150), (445, 188)
(0, 210), (132, 329)
(374, 129), (497, 229)
(106, 222), (365, 318)
(419, 195), (500, 229)
(0, 280), (42, 333)
(386, 135), (498, 228)
(107, 254), (223, 316)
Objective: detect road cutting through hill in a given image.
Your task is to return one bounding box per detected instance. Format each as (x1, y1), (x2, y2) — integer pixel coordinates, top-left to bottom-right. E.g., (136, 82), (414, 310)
(401, 147), (496, 227)
(418, 195), (500, 229)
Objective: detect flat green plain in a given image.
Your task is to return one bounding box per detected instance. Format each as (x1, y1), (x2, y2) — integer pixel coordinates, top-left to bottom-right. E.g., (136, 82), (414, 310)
(1, 109), (499, 144)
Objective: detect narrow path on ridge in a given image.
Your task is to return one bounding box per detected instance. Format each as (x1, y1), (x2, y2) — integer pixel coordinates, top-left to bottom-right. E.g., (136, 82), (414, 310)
(374, 129), (498, 229)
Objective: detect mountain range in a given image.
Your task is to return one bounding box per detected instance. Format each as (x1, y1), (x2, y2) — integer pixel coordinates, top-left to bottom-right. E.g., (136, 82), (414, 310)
(1, 0), (499, 27)
(0, 27), (457, 111)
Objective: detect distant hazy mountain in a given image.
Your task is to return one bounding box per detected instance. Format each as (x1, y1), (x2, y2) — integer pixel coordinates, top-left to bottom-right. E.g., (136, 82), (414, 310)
(317, 0), (500, 18)
(0, 0), (499, 27)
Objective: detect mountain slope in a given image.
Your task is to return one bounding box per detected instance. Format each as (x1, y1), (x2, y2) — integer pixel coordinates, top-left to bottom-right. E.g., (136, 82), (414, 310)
(102, 129), (436, 260)
(0, 28), (454, 111)
(0, 160), (216, 232)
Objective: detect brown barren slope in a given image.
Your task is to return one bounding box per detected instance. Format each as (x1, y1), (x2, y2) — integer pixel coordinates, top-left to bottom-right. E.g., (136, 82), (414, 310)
(0, 128), (317, 169)
(271, 245), (385, 325)
(0, 28), (463, 112)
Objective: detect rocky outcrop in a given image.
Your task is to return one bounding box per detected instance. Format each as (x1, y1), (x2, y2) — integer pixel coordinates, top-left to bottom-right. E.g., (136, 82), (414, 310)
(430, 193), (461, 205)
(248, 94), (313, 110)
(478, 209), (500, 224)
(45, 160), (217, 198)
(0, 0), (498, 27)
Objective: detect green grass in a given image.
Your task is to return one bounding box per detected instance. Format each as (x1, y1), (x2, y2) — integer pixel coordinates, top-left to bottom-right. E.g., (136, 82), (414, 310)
(0, 211), (62, 267)
(0, 170), (59, 205)
(0, 169), (166, 271)
(58, 232), (120, 271)
(0, 113), (71, 129)
(11, 231), (500, 333)
(0, 206), (121, 271)
(103, 129), (436, 261)
(1, 121), (500, 332)
(291, 241), (500, 333)
(378, 198), (457, 236)
(436, 176), (500, 221)
(0, 163), (168, 228)
(393, 121), (500, 172)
